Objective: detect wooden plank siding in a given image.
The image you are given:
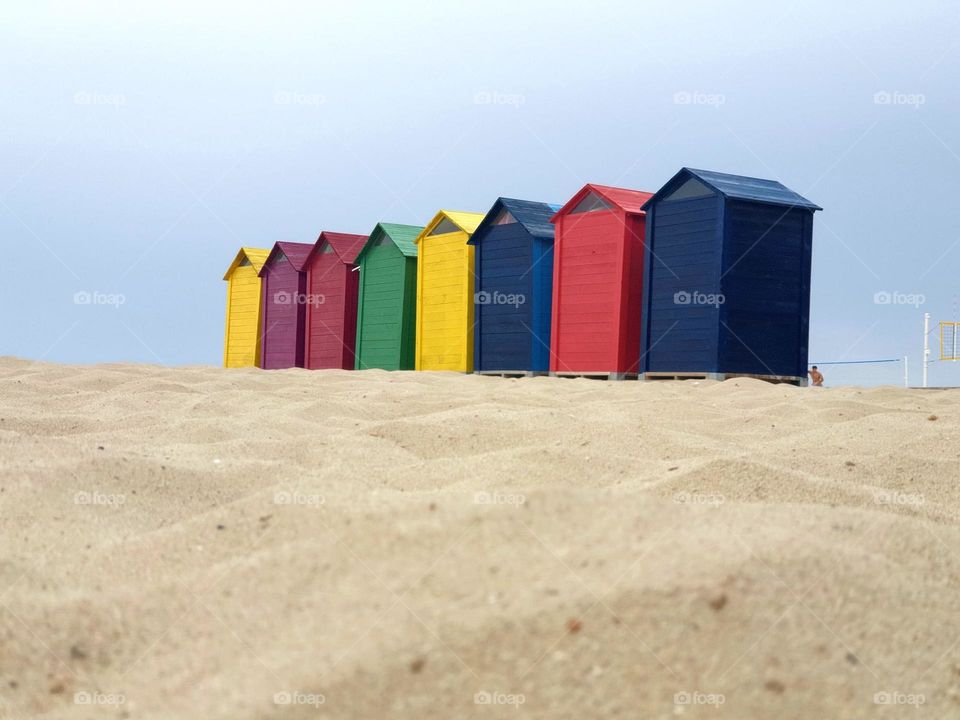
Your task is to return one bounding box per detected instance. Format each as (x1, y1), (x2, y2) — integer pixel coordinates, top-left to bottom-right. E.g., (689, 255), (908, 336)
(474, 224), (533, 371)
(304, 232), (367, 370)
(549, 184), (653, 375)
(470, 198), (559, 373)
(355, 235), (418, 370)
(415, 211), (484, 372)
(259, 242), (313, 370)
(222, 247), (270, 368)
(643, 195), (723, 371)
(639, 167), (820, 381)
(719, 201), (812, 377)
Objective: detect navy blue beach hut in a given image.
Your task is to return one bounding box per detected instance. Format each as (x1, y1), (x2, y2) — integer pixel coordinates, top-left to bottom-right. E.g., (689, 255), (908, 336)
(468, 197), (561, 375)
(639, 168), (821, 385)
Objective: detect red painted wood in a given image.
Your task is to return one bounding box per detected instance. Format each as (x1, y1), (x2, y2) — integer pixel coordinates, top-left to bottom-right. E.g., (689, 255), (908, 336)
(549, 184), (652, 375)
(304, 232), (366, 370)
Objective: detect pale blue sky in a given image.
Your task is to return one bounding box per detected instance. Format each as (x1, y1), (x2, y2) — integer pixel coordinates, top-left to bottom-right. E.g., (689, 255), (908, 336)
(2, 1), (959, 386)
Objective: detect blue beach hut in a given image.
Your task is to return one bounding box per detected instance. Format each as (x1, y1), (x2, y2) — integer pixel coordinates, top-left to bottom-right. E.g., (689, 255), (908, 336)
(639, 168), (821, 385)
(468, 197), (561, 375)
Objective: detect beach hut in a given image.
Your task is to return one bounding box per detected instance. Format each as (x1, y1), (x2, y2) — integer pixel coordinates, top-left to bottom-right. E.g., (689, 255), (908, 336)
(468, 197), (561, 375)
(638, 168), (821, 384)
(415, 210), (485, 372)
(354, 223), (424, 371)
(304, 231), (368, 370)
(222, 247), (270, 368)
(258, 241), (313, 369)
(549, 183), (654, 379)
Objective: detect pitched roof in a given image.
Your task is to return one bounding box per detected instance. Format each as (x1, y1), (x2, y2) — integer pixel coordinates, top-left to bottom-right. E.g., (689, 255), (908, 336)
(222, 246), (270, 280)
(314, 231), (369, 265)
(643, 168), (822, 211)
(260, 241), (314, 275)
(356, 222), (425, 263)
(551, 183), (655, 221)
(414, 210), (485, 244)
(468, 197), (563, 244)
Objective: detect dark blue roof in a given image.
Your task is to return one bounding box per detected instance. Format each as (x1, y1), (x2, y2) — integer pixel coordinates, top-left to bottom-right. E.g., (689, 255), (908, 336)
(643, 168), (822, 211)
(469, 197), (563, 243)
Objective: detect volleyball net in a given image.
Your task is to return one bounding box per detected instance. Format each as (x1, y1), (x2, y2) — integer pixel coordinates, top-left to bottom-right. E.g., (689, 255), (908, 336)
(941, 322), (959, 361)
(808, 357), (906, 386)
(807, 315), (959, 387)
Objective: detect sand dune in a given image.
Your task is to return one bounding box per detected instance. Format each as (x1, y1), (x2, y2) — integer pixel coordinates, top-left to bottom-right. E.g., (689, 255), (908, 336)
(1, 356), (959, 719)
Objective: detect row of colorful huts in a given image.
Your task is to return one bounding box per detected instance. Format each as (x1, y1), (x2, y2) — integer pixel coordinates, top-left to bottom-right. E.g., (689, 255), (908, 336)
(223, 167), (821, 383)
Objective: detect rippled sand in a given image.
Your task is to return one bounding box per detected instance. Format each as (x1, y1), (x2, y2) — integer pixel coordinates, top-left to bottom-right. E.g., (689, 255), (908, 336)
(1, 356), (958, 719)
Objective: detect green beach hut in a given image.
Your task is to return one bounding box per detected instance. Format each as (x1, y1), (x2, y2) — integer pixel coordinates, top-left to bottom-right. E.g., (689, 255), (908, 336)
(354, 222), (424, 370)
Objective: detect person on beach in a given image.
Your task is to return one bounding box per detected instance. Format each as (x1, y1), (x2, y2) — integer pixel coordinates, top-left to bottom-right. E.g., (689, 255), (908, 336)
(808, 366), (824, 387)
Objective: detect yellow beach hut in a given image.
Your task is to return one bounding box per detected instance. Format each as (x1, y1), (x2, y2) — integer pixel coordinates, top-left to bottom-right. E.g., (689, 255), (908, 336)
(415, 210), (485, 372)
(223, 247), (270, 368)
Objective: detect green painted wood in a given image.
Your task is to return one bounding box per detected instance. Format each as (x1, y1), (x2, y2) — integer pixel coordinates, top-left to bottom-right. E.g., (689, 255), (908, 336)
(355, 223), (423, 371)
(356, 240), (407, 370)
(355, 222), (421, 262)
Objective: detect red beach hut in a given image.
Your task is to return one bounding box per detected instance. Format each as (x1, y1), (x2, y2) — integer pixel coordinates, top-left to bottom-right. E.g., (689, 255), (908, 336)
(258, 241), (314, 369)
(304, 231), (368, 370)
(549, 183), (654, 379)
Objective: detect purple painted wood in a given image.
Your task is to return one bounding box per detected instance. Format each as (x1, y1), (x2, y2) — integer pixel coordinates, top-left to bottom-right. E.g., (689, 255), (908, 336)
(258, 241), (313, 369)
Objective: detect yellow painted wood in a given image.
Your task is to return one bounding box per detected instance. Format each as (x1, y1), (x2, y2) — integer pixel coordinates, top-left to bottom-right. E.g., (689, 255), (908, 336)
(414, 210), (484, 372)
(223, 247), (270, 368)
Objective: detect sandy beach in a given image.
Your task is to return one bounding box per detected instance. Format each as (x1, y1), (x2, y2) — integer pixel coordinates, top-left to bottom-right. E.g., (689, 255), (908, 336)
(1, 355), (959, 719)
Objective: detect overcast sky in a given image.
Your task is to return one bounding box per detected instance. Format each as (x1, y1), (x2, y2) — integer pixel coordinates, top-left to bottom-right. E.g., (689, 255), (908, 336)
(2, 0), (959, 386)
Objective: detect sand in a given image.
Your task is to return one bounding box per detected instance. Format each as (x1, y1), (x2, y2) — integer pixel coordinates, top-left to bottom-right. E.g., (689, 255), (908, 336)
(1, 356), (959, 719)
